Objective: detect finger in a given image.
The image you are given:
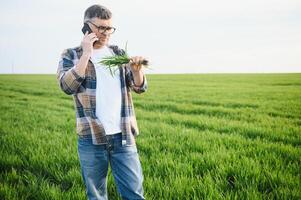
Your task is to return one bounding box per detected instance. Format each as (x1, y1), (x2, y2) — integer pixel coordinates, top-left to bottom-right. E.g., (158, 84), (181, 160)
(138, 57), (143, 65)
(85, 32), (92, 37)
(132, 57), (137, 64)
(91, 35), (98, 40)
(135, 57), (139, 64)
(87, 33), (97, 38)
(88, 35), (98, 42)
(130, 57), (136, 64)
(91, 37), (99, 43)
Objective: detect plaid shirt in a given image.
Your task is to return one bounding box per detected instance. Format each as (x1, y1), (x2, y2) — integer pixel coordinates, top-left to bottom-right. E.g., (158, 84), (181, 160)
(57, 45), (147, 146)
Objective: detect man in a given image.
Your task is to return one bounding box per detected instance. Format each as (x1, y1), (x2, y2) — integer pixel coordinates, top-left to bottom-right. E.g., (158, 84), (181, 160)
(57, 4), (147, 200)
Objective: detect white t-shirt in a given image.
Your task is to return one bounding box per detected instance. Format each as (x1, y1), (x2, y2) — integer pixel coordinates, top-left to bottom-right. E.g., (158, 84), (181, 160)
(91, 45), (122, 135)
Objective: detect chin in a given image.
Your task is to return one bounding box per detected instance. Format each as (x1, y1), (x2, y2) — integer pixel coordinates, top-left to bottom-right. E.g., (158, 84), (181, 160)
(95, 41), (103, 46)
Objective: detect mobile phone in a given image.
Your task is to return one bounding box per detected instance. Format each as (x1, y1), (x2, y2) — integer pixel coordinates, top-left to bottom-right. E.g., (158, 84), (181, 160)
(81, 23), (92, 35)
(82, 23), (97, 45)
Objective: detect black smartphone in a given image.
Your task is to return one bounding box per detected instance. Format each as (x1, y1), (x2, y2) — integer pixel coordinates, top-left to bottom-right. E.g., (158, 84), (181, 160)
(82, 23), (97, 45)
(82, 23), (92, 34)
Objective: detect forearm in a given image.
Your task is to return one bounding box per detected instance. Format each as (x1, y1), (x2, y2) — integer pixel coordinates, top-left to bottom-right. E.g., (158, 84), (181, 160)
(126, 56), (148, 93)
(57, 51), (89, 95)
(73, 53), (91, 77)
(132, 70), (144, 87)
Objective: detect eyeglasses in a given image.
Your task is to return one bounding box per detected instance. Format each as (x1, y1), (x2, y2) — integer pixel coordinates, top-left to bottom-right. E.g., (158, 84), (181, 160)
(87, 21), (116, 34)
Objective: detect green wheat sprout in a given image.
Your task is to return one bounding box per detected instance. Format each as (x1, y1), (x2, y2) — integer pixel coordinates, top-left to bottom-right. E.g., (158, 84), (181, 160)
(98, 42), (150, 76)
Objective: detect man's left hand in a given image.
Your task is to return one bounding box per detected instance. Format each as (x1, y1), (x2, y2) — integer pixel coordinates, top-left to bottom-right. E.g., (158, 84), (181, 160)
(129, 56), (145, 73)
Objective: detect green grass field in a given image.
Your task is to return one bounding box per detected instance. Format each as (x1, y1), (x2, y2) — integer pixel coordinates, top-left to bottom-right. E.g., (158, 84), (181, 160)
(0, 73), (300, 200)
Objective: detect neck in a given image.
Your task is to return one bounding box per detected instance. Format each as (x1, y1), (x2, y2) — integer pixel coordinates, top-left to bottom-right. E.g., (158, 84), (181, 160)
(93, 43), (106, 49)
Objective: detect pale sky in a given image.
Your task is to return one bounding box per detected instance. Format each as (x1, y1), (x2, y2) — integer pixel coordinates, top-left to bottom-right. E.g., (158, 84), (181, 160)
(0, 0), (300, 74)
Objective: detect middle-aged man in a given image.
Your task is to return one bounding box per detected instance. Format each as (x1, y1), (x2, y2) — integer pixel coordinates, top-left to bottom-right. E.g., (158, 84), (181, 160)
(57, 4), (147, 200)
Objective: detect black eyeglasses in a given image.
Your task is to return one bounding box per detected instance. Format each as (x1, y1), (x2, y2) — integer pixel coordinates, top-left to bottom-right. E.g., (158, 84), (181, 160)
(87, 21), (116, 34)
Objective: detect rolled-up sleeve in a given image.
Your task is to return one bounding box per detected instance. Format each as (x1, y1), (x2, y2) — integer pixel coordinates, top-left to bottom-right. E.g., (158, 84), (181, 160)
(125, 65), (148, 94)
(57, 49), (85, 95)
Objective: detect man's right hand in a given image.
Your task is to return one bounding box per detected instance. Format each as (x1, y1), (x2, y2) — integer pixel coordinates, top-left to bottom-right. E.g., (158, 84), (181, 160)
(81, 31), (99, 56)
(73, 32), (98, 77)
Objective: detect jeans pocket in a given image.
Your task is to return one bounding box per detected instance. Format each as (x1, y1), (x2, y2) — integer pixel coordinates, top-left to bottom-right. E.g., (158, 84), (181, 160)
(117, 142), (138, 153)
(77, 134), (93, 147)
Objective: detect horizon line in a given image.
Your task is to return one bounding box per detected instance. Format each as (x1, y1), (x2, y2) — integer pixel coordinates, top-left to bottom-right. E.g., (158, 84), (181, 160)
(0, 72), (300, 75)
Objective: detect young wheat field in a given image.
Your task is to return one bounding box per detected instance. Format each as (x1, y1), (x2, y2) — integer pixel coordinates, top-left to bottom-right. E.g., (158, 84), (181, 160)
(0, 73), (300, 200)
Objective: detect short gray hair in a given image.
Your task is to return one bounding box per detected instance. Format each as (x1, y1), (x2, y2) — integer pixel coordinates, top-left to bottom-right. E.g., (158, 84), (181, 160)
(84, 4), (112, 22)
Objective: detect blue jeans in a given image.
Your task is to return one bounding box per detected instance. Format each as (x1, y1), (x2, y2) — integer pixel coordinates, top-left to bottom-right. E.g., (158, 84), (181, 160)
(77, 132), (145, 200)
